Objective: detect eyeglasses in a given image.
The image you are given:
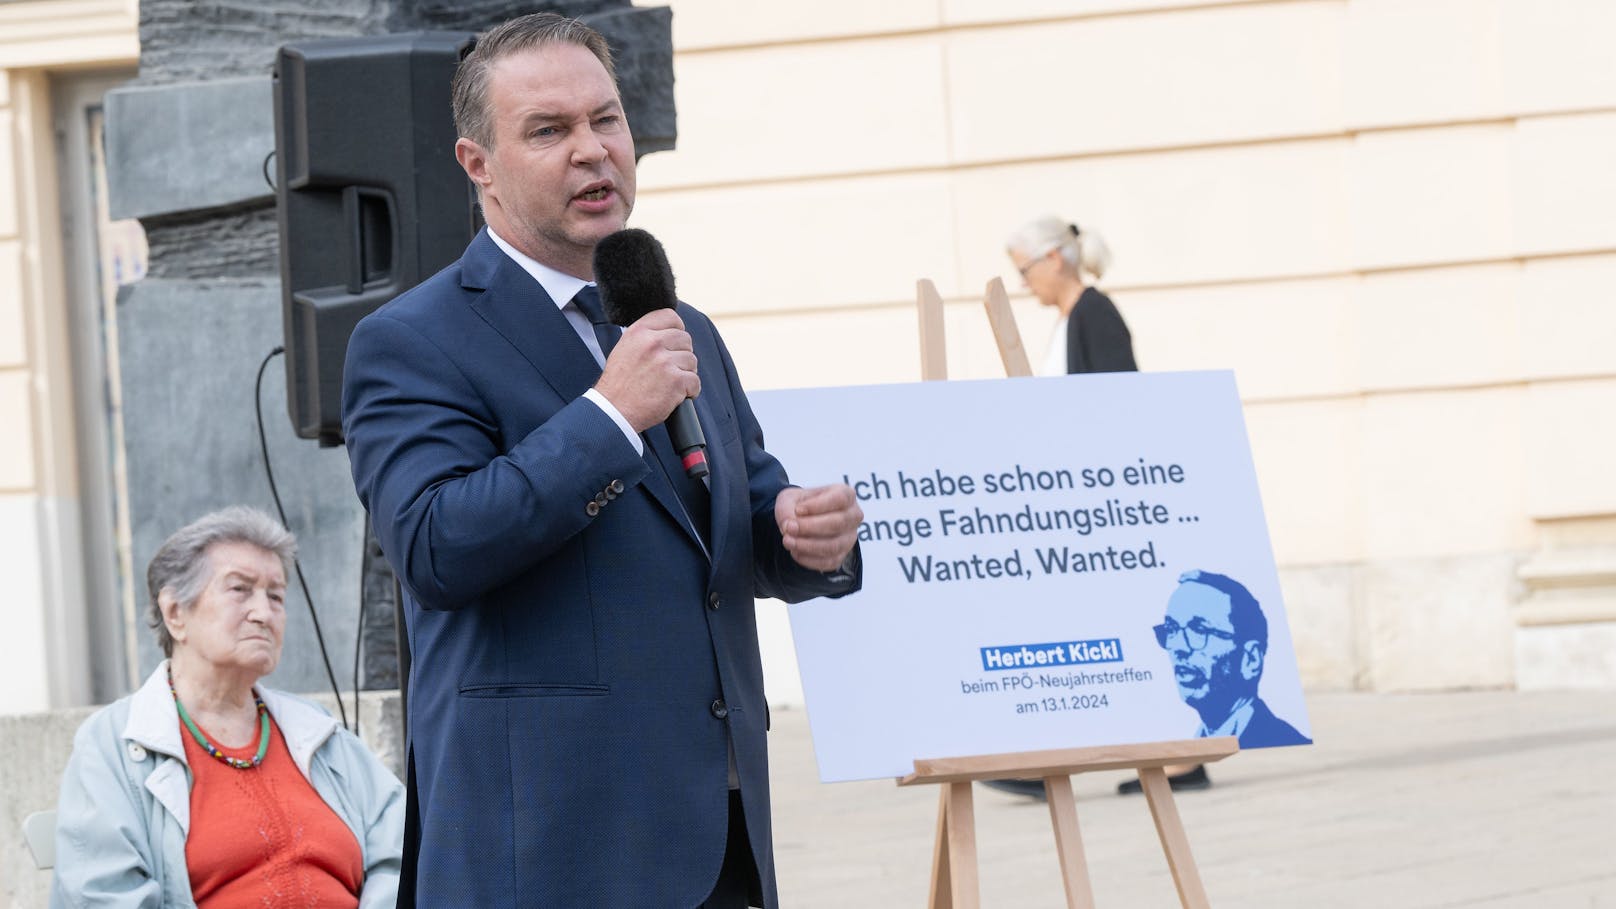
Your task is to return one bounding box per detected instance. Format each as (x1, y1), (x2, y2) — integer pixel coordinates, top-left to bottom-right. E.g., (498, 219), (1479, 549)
(1153, 618), (1237, 652)
(1016, 255), (1049, 277)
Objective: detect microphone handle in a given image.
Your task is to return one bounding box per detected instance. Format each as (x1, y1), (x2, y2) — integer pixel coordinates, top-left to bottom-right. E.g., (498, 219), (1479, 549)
(666, 398), (709, 478)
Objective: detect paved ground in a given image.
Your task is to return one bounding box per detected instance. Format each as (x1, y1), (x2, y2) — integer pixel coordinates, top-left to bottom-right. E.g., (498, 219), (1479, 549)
(767, 690), (1616, 908)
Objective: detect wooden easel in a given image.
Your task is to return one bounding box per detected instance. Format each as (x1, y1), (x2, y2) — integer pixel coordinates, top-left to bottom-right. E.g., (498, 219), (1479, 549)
(907, 277), (1240, 909)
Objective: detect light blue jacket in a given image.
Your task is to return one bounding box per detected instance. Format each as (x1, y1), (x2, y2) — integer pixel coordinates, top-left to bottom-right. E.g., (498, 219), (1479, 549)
(50, 662), (405, 908)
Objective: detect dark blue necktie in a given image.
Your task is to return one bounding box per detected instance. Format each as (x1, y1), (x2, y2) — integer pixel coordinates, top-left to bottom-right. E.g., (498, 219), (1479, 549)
(571, 284), (619, 361)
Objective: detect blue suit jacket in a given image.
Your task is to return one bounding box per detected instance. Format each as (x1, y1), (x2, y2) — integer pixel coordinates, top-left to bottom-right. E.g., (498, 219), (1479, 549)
(342, 229), (859, 908)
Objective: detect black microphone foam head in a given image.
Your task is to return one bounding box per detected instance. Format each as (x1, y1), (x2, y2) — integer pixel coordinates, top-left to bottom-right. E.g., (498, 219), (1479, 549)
(593, 228), (678, 326)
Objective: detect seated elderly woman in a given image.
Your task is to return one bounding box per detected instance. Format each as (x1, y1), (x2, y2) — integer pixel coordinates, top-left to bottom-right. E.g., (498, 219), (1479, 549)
(51, 506), (404, 908)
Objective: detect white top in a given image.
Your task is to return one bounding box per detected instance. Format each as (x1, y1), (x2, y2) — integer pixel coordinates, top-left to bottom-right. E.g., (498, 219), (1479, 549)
(487, 227), (643, 455)
(1040, 313), (1070, 377)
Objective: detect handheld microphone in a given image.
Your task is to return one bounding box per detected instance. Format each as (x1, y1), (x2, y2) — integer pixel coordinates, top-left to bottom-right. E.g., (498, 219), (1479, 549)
(593, 228), (709, 479)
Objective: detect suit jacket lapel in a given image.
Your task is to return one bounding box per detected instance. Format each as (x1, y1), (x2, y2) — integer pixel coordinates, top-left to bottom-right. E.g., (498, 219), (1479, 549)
(461, 230), (709, 559)
(643, 422), (711, 561)
(690, 390), (728, 565)
(463, 231), (598, 403)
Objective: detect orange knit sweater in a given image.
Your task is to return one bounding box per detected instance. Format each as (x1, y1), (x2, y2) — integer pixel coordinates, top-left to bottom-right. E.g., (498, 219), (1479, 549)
(180, 713), (363, 908)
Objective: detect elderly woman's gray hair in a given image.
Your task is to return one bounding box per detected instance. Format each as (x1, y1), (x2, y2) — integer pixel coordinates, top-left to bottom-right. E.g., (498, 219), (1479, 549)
(146, 506), (297, 657)
(1007, 215), (1114, 282)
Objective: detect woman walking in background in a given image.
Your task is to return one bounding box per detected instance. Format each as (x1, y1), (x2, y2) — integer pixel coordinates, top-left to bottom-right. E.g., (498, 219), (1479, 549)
(1006, 216), (1138, 375)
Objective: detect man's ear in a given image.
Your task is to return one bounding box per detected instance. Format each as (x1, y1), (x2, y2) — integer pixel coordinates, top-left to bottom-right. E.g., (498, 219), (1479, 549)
(160, 590), (187, 645)
(1240, 639), (1264, 682)
(455, 137), (493, 194)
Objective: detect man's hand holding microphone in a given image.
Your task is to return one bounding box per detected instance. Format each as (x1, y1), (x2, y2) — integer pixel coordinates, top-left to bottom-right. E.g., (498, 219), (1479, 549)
(594, 308), (700, 433)
(591, 228), (861, 572)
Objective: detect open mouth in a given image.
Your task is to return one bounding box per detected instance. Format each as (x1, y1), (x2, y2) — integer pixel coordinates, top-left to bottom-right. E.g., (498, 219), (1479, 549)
(1174, 664), (1205, 687)
(575, 182), (612, 202)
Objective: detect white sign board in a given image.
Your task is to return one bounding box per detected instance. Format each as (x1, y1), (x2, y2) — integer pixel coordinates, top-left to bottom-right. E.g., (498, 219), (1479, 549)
(750, 372), (1311, 783)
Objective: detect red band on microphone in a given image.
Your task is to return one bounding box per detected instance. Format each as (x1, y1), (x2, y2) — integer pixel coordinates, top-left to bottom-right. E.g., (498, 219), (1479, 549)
(682, 450), (707, 471)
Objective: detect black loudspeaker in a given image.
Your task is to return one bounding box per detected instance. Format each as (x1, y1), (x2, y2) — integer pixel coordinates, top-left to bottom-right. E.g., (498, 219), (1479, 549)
(274, 32), (481, 446)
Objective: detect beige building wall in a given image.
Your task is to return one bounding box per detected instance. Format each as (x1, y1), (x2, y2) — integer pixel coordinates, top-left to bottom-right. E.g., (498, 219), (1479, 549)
(630, 0), (1616, 694)
(0, 0), (139, 714)
(2, 0), (1610, 713)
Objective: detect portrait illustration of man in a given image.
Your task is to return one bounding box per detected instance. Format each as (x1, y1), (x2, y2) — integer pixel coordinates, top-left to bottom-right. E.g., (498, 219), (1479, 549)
(1153, 570), (1310, 748)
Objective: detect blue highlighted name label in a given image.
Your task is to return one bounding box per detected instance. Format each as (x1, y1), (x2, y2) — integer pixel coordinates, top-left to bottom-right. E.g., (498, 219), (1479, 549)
(979, 639), (1123, 672)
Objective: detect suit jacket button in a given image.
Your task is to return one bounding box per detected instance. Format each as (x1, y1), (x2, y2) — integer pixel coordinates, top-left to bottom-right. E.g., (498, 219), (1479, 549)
(594, 492), (609, 507)
(610, 479), (625, 494)
(604, 486), (618, 501)
(707, 592), (721, 611)
(585, 501), (601, 517)
(710, 699), (728, 720)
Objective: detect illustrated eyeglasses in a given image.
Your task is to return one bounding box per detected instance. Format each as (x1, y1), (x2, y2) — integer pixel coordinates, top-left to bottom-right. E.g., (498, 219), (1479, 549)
(1152, 618), (1237, 652)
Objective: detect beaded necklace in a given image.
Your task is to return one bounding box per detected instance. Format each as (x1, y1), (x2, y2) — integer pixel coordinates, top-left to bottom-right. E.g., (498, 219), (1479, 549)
(169, 671), (270, 770)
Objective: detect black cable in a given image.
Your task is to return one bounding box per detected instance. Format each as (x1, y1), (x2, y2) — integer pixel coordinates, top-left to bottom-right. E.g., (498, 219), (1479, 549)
(262, 150), (276, 193)
(255, 346), (349, 731)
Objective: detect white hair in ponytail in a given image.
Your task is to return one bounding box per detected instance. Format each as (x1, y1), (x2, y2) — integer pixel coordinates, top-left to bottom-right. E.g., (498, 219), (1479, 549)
(1006, 214), (1113, 281)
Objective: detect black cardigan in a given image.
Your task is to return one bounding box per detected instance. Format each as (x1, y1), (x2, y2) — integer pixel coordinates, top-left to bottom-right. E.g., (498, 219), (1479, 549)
(1065, 286), (1138, 374)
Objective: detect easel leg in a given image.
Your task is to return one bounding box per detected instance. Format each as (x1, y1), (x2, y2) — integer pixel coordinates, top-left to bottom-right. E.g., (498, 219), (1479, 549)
(1138, 768), (1212, 909)
(928, 782), (979, 909)
(929, 786), (951, 909)
(1042, 775), (1097, 909)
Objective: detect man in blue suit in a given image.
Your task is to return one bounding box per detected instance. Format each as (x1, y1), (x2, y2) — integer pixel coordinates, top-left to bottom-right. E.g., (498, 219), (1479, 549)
(341, 14), (863, 908)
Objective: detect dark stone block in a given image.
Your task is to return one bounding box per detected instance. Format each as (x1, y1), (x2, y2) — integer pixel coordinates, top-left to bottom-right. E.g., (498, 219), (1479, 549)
(143, 205), (280, 279)
(387, 0), (620, 30)
(136, 0), (387, 86)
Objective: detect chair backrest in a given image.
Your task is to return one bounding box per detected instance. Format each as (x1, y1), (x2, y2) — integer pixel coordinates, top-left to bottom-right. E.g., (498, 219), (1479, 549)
(23, 809), (56, 870)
